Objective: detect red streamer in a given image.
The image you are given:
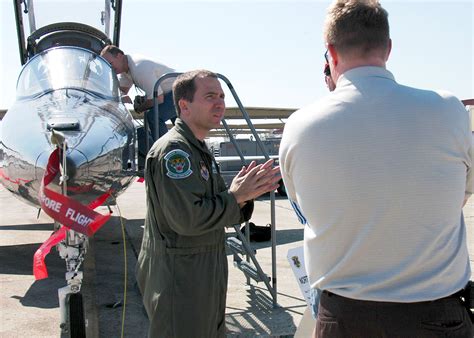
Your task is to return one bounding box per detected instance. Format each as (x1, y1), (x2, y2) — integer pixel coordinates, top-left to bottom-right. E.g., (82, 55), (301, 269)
(33, 148), (112, 280)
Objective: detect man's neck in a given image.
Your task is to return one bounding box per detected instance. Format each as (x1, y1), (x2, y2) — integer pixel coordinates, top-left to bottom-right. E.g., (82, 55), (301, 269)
(334, 58), (386, 83)
(191, 129), (208, 142)
(181, 119), (208, 141)
(332, 44), (391, 83)
(124, 55), (130, 73)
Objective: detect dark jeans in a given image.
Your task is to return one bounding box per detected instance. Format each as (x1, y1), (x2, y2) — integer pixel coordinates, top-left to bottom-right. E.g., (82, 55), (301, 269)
(315, 290), (472, 338)
(137, 91), (176, 167)
(145, 91), (176, 140)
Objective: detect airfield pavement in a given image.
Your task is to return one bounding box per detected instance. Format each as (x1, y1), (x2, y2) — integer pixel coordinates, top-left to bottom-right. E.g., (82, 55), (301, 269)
(0, 181), (473, 337)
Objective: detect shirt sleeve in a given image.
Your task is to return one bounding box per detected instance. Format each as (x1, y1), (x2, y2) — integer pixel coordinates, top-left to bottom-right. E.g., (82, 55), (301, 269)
(279, 117), (298, 203)
(466, 131), (473, 199)
(215, 163), (254, 222)
(279, 115), (307, 225)
(151, 145), (245, 236)
(118, 73), (133, 92)
(131, 61), (165, 99)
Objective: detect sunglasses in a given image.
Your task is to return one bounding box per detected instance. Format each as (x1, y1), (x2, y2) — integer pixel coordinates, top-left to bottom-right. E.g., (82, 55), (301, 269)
(324, 63), (331, 76)
(324, 50), (331, 76)
(324, 50), (329, 63)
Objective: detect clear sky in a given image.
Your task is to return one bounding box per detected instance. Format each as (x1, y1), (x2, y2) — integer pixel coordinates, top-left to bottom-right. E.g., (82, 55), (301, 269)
(0, 0), (472, 110)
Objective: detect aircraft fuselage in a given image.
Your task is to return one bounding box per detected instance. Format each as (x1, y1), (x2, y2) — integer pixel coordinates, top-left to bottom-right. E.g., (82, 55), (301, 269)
(0, 47), (135, 207)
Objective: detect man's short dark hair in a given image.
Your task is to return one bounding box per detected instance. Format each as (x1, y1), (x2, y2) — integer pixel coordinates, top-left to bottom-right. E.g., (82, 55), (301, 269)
(172, 70), (218, 116)
(100, 45), (124, 57)
(324, 0), (390, 57)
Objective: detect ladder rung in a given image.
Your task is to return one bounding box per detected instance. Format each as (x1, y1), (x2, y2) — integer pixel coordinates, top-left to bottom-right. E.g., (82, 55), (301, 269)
(226, 236), (256, 256)
(235, 261), (269, 283)
(226, 237), (245, 255)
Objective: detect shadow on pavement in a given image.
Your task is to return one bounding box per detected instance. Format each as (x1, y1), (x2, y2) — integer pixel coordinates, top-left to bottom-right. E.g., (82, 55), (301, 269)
(0, 223), (54, 231)
(92, 217), (149, 337)
(225, 228), (303, 256)
(1, 242), (65, 309)
(10, 278), (64, 309)
(226, 285), (297, 336)
(0, 242), (63, 275)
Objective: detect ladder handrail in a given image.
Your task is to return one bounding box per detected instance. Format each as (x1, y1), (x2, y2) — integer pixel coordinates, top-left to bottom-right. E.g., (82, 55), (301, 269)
(216, 74), (278, 307)
(149, 72), (182, 152)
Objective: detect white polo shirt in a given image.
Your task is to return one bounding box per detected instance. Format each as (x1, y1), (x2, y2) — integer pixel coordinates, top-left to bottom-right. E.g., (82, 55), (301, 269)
(279, 66), (473, 302)
(119, 54), (175, 99)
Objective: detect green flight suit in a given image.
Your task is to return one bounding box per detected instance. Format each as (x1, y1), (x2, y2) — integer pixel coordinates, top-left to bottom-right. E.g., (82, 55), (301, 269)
(136, 119), (253, 338)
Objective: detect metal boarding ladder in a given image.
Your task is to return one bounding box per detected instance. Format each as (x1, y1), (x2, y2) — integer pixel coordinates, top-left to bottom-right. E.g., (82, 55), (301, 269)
(146, 72), (278, 307)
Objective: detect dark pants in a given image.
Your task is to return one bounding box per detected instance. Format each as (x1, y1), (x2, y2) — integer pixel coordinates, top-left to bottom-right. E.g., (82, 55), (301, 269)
(315, 290), (473, 338)
(145, 91), (177, 140)
(137, 91), (176, 167)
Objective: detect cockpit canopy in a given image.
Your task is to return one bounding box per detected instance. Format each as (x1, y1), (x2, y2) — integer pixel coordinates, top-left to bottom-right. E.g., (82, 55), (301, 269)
(16, 46), (120, 100)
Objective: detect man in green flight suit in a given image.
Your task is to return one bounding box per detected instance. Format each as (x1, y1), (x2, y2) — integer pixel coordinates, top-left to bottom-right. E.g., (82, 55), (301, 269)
(136, 69), (281, 338)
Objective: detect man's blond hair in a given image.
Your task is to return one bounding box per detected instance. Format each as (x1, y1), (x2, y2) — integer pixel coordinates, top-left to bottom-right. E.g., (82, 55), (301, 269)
(324, 0), (390, 57)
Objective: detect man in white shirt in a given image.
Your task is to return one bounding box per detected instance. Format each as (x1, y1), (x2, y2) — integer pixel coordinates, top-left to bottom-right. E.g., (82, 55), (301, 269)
(279, 0), (473, 337)
(101, 45), (177, 164)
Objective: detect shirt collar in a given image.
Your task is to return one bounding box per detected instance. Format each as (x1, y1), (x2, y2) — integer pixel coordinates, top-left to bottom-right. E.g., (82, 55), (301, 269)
(174, 118), (211, 154)
(337, 66), (396, 88)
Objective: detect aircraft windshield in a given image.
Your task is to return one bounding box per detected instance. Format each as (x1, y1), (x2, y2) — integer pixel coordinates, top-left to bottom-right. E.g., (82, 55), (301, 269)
(16, 47), (120, 99)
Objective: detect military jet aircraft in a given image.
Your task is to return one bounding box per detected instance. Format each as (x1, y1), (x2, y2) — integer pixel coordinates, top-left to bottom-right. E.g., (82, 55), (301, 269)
(0, 0), (135, 336)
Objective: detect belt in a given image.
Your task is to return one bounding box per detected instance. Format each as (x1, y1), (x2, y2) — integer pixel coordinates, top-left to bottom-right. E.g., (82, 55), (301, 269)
(322, 289), (464, 303)
(153, 239), (224, 255)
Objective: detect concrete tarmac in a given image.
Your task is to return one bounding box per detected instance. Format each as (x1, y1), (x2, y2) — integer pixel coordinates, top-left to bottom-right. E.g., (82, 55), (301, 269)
(1, 182), (473, 337)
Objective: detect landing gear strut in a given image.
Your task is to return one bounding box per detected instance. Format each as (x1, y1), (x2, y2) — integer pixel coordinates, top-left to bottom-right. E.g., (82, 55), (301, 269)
(58, 230), (88, 338)
(55, 138), (88, 338)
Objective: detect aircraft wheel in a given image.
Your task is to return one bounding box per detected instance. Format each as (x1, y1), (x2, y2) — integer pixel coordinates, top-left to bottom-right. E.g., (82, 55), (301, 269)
(277, 179), (287, 197)
(68, 293), (86, 338)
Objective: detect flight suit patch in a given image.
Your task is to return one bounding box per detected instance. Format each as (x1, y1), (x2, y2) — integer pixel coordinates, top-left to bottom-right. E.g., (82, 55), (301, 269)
(164, 149), (193, 179)
(211, 161), (218, 174)
(200, 161), (209, 181)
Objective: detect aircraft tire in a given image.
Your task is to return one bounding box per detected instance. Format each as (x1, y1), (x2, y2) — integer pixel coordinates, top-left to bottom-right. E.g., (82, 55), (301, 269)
(277, 179), (287, 197)
(68, 293), (86, 338)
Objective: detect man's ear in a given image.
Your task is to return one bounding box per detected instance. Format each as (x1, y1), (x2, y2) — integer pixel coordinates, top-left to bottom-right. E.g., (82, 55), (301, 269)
(328, 44), (338, 67)
(385, 39), (392, 61)
(178, 99), (189, 117)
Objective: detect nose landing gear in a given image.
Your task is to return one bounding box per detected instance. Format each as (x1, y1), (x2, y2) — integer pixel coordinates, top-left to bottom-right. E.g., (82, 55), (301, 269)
(58, 231), (88, 338)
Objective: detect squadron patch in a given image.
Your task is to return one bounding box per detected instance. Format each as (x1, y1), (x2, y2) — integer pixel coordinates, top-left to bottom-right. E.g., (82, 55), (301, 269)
(164, 149), (193, 179)
(200, 161), (209, 181)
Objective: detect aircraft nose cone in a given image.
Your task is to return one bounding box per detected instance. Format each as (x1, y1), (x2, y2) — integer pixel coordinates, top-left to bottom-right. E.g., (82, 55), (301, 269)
(36, 148), (89, 184)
